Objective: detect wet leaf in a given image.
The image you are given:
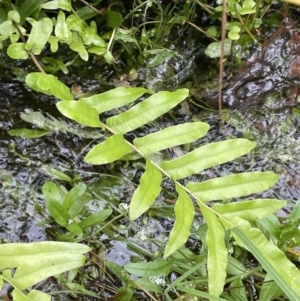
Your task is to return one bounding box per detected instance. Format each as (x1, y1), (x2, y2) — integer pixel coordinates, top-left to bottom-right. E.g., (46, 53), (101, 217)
(106, 10), (123, 28)
(198, 203), (227, 296)
(130, 160), (162, 220)
(25, 18), (53, 55)
(68, 194), (92, 218)
(78, 209), (113, 229)
(186, 172), (279, 202)
(134, 122), (209, 156)
(70, 42), (88, 61)
(107, 89), (189, 134)
(46, 199), (69, 227)
(57, 101), (102, 127)
(42, 181), (64, 204)
(41, 165), (73, 183)
(55, 10), (69, 39)
(213, 199), (286, 221)
(79, 87), (153, 114)
(146, 50), (175, 68)
(164, 184), (194, 257)
(161, 139), (255, 180)
(8, 128), (50, 138)
(63, 183), (86, 210)
(205, 39), (232, 58)
(229, 218), (300, 300)
(84, 134), (132, 165)
(124, 260), (171, 277)
(7, 42), (28, 59)
(17, 0), (48, 25)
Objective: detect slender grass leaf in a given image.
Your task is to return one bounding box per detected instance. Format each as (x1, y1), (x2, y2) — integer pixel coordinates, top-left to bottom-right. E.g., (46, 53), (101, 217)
(0, 242), (90, 268)
(134, 122), (209, 156)
(79, 87), (153, 114)
(186, 172), (279, 202)
(18, 0), (48, 25)
(229, 217), (300, 300)
(213, 199), (286, 221)
(164, 184), (194, 257)
(129, 160), (162, 220)
(12, 254), (87, 290)
(198, 202), (227, 297)
(36, 74), (73, 100)
(177, 287), (228, 300)
(46, 199), (69, 227)
(57, 101), (102, 127)
(78, 209), (113, 229)
(107, 89), (189, 134)
(260, 273), (282, 301)
(8, 128), (50, 138)
(25, 18), (53, 55)
(42, 181), (64, 204)
(135, 278), (163, 293)
(124, 260), (171, 277)
(66, 283), (97, 297)
(161, 139), (255, 180)
(63, 183), (86, 210)
(84, 134), (132, 164)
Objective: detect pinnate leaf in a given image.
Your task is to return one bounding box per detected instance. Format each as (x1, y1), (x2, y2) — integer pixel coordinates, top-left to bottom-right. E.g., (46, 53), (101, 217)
(107, 89), (189, 134)
(130, 159), (162, 220)
(161, 139), (255, 180)
(164, 184), (194, 257)
(186, 172), (279, 202)
(134, 122), (209, 156)
(84, 134), (132, 164)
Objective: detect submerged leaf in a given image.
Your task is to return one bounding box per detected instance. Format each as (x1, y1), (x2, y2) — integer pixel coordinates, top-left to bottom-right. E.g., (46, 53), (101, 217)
(164, 184), (194, 257)
(107, 89), (189, 134)
(198, 202), (227, 297)
(134, 122), (209, 156)
(84, 134), (132, 164)
(130, 160), (162, 220)
(8, 128), (50, 138)
(186, 172), (279, 202)
(213, 199), (286, 221)
(161, 139), (255, 180)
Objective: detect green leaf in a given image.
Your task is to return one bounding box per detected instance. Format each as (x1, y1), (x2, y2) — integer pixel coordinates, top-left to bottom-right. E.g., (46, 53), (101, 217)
(26, 73), (73, 100)
(228, 278), (247, 301)
(107, 89), (189, 134)
(135, 278), (162, 293)
(129, 160), (162, 220)
(63, 183), (86, 210)
(42, 181), (64, 204)
(198, 203), (227, 296)
(260, 273), (282, 301)
(68, 194), (92, 218)
(79, 87), (153, 114)
(58, 0), (72, 11)
(213, 199), (286, 221)
(0, 241), (90, 289)
(78, 209), (113, 229)
(205, 39), (232, 58)
(8, 10), (20, 23)
(164, 184), (194, 257)
(186, 172), (279, 202)
(161, 139), (255, 180)
(0, 20), (17, 36)
(146, 50), (176, 68)
(46, 199), (69, 227)
(8, 128), (50, 138)
(124, 260), (171, 277)
(41, 165), (73, 183)
(25, 18), (53, 55)
(134, 122), (209, 156)
(55, 10), (69, 39)
(70, 42), (89, 61)
(17, 0), (48, 25)
(57, 101), (102, 127)
(177, 286), (228, 300)
(228, 218), (300, 300)
(66, 222), (83, 235)
(66, 283), (97, 297)
(84, 134), (132, 165)
(106, 10), (123, 28)
(7, 43), (28, 59)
